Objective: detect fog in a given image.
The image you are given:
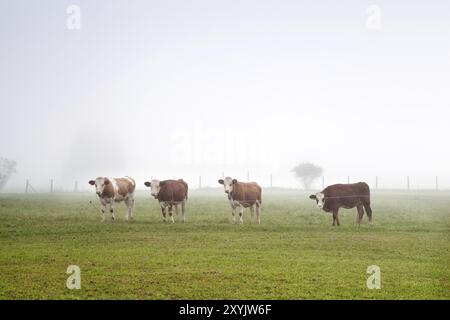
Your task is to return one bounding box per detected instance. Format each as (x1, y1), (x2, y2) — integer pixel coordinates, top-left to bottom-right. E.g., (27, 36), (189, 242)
(1, 0), (450, 191)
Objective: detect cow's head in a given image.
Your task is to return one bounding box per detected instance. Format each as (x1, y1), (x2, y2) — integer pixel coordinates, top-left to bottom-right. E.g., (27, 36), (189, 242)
(309, 192), (325, 209)
(88, 177), (110, 196)
(218, 177), (237, 194)
(144, 179), (160, 198)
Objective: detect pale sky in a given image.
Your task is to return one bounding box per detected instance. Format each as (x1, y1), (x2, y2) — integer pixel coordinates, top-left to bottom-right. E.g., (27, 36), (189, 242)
(1, 0), (449, 191)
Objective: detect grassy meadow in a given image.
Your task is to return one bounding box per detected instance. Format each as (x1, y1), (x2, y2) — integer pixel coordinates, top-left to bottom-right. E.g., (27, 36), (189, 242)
(0, 189), (449, 299)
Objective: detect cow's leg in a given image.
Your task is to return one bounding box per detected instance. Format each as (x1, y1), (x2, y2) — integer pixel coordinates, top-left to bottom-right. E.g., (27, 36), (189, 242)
(128, 193), (135, 220)
(231, 204), (237, 224)
(356, 205), (364, 226)
(100, 199), (107, 222)
(169, 205), (175, 224)
(175, 204), (179, 223)
(160, 203), (167, 223)
(332, 209), (339, 226)
(364, 203), (373, 225)
(109, 200), (116, 221)
(256, 202), (261, 224)
(250, 205), (254, 223)
(181, 200), (186, 223)
(125, 197), (132, 221)
(239, 205), (244, 224)
(335, 209), (341, 226)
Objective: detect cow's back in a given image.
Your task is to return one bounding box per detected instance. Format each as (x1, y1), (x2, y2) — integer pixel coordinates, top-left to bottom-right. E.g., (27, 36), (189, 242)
(233, 182), (262, 205)
(323, 182), (370, 211)
(158, 180), (188, 202)
(114, 177), (136, 197)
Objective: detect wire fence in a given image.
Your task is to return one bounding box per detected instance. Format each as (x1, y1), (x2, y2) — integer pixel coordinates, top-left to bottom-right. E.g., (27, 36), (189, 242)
(18, 174), (449, 193)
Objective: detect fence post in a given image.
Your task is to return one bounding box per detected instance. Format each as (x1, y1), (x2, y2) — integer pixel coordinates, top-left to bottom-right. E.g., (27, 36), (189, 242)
(407, 176), (410, 191)
(270, 174), (273, 188)
(347, 176), (350, 184)
(247, 170), (250, 182)
(25, 179), (29, 193)
(74, 181), (78, 192)
(375, 176), (378, 190)
(50, 179), (54, 193)
(199, 176), (202, 189)
(435, 176), (438, 191)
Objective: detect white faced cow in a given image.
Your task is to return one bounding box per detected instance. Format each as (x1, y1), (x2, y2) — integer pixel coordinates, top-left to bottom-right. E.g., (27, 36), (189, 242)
(218, 177), (262, 224)
(88, 176), (136, 222)
(309, 182), (373, 226)
(144, 179), (188, 224)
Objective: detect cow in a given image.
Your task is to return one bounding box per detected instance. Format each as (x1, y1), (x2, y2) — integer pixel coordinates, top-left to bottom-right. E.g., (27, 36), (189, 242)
(218, 177), (262, 224)
(309, 182), (373, 226)
(88, 176), (136, 222)
(144, 179), (188, 223)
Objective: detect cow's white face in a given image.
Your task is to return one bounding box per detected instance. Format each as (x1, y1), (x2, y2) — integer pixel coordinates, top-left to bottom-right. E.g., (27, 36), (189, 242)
(144, 179), (160, 198)
(309, 192), (325, 209)
(89, 177), (110, 196)
(218, 177), (237, 194)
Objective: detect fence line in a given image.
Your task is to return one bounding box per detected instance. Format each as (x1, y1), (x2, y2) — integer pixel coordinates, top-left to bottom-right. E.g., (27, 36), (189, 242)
(18, 175), (450, 193)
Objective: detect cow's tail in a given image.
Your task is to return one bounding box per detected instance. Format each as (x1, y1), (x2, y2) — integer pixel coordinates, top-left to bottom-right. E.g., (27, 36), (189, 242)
(359, 182), (373, 222)
(258, 185), (262, 204)
(178, 179), (188, 200)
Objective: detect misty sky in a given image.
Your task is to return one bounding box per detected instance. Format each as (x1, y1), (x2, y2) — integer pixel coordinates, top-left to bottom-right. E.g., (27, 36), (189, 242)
(1, 0), (450, 191)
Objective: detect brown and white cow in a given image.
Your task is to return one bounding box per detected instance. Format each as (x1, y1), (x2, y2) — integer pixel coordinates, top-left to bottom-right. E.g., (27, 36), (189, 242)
(88, 176), (136, 222)
(144, 179), (188, 223)
(218, 177), (262, 224)
(309, 182), (373, 226)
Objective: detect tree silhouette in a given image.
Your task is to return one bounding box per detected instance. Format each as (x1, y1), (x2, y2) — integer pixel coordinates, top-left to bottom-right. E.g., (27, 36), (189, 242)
(291, 162), (323, 190)
(0, 158), (17, 190)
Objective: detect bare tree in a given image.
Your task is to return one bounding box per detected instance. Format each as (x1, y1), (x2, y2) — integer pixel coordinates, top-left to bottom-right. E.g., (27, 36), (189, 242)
(291, 162), (323, 190)
(0, 158), (17, 190)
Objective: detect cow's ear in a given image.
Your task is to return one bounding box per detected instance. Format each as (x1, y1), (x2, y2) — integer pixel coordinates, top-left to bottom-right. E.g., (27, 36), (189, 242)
(144, 181), (151, 187)
(218, 179), (224, 185)
(232, 179), (238, 184)
(88, 180), (95, 185)
(309, 195), (317, 200)
(104, 179), (110, 185)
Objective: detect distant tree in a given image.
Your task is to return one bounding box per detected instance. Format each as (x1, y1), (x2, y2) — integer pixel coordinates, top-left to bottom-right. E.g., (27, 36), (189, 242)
(0, 158), (17, 190)
(291, 162), (323, 190)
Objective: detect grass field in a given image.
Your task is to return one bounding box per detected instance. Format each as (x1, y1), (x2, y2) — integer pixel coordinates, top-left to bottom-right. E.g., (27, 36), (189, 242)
(0, 189), (449, 299)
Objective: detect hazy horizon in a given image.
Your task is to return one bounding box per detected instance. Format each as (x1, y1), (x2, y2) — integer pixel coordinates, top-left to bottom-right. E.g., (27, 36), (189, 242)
(1, 1), (450, 191)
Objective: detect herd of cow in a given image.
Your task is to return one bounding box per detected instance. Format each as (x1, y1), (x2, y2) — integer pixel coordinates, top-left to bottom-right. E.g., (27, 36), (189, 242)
(88, 176), (373, 226)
